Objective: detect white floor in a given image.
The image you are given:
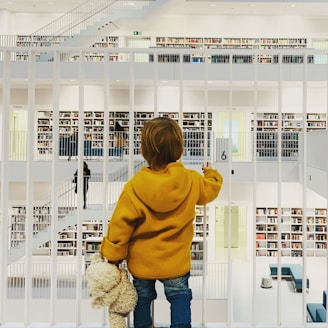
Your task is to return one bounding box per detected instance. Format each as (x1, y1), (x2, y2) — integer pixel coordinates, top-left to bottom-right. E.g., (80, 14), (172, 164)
(3, 252), (327, 326)
(232, 258), (328, 325)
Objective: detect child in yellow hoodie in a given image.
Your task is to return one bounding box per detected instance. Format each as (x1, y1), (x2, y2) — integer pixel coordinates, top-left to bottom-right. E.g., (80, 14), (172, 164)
(100, 117), (223, 328)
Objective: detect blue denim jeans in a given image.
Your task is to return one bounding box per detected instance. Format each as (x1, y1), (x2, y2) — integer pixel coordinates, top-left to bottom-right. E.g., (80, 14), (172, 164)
(133, 272), (192, 328)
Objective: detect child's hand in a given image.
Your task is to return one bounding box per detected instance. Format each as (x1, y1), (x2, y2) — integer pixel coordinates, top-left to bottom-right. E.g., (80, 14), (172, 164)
(202, 162), (212, 173)
(110, 260), (123, 267)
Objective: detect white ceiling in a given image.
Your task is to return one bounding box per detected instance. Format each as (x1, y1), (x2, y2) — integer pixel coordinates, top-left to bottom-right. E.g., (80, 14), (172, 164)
(1, 0), (328, 16)
(0, 0), (81, 13)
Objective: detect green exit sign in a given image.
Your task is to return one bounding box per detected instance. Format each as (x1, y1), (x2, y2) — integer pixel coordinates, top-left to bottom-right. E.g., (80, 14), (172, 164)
(133, 31), (141, 36)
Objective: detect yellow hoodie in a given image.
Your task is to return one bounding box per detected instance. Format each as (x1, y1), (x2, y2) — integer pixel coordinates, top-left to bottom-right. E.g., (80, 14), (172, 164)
(100, 162), (223, 279)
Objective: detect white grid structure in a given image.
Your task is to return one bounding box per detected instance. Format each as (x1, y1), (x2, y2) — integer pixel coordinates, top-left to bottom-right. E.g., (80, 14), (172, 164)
(0, 45), (327, 327)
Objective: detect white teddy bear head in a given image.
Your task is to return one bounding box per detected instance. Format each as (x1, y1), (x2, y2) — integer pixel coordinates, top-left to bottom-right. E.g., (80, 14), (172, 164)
(86, 254), (121, 307)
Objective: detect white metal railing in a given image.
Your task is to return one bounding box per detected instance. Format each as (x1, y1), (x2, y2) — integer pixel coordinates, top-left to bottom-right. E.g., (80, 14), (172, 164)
(0, 1), (157, 62)
(31, 0), (118, 39)
(8, 130), (302, 163)
(7, 260), (228, 300)
(8, 173), (128, 251)
(1, 43), (328, 63)
(28, 0), (153, 45)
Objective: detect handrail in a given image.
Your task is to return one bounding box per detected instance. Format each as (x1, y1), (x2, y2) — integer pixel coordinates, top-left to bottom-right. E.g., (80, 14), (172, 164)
(7, 162), (147, 251)
(28, 0), (153, 48)
(31, 0), (118, 38)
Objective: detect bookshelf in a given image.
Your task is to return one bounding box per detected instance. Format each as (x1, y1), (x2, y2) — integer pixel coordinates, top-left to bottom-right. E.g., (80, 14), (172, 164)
(253, 112), (326, 160)
(255, 113), (303, 132)
(191, 206), (209, 261)
(306, 113), (327, 131)
(37, 110), (129, 157)
(57, 226), (77, 256)
(56, 221), (103, 256)
(13, 35), (325, 64)
(150, 37), (311, 64)
(37, 111), (53, 155)
(10, 203), (210, 263)
(85, 237), (103, 268)
(16, 35), (69, 61)
(10, 205), (104, 256)
(16, 35), (119, 62)
(256, 207), (327, 257)
(74, 37), (120, 62)
(37, 110), (212, 157)
(10, 206), (67, 248)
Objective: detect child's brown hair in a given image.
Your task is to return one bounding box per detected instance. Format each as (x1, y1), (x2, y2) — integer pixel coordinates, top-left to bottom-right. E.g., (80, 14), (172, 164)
(141, 117), (184, 170)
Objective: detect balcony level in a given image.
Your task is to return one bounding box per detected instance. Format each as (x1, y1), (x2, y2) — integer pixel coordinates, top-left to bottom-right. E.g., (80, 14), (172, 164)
(3, 130), (327, 200)
(1, 47), (328, 82)
(1, 59), (328, 82)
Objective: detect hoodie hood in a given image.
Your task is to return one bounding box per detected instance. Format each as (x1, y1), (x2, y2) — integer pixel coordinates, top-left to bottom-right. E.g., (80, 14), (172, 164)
(132, 162), (192, 213)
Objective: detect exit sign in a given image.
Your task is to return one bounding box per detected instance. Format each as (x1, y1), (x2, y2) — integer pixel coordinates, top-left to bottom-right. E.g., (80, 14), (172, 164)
(133, 31), (141, 36)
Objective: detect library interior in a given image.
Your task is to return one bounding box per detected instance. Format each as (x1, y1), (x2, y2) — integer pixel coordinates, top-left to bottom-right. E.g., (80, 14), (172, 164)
(1, 0), (328, 327)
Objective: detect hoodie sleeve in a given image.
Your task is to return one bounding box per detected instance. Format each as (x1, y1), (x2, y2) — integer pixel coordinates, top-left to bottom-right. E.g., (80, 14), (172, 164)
(197, 168), (223, 205)
(100, 190), (140, 262)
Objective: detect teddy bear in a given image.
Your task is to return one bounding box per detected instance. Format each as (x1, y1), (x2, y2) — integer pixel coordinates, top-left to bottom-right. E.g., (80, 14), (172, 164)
(86, 252), (138, 328)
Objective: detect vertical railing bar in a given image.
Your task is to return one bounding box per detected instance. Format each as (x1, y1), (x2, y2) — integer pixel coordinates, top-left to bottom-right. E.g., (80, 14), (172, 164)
(0, 50), (11, 325)
(24, 48), (36, 326)
(227, 51), (233, 326)
(102, 48), (111, 327)
(50, 48), (60, 326)
(252, 43), (259, 326)
(302, 52), (308, 327)
(75, 48), (86, 326)
(277, 51), (283, 327)
(128, 50), (135, 179)
(202, 49), (209, 328)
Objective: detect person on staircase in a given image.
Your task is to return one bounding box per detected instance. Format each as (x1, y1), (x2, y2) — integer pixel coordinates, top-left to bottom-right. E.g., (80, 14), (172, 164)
(73, 161), (91, 209)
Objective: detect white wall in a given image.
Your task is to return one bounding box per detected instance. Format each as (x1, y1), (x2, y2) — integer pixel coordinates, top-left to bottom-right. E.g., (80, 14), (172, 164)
(2, 85), (328, 114)
(7, 13), (61, 35)
(117, 9), (328, 39)
(3, 2), (328, 39)
(0, 9), (10, 35)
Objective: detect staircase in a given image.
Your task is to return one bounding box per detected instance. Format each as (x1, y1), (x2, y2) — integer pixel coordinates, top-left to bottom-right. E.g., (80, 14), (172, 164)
(7, 205), (115, 264)
(31, 0), (168, 61)
(7, 159), (147, 264)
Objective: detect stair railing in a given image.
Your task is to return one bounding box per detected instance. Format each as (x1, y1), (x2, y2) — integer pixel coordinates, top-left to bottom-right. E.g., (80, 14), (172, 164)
(29, 0), (154, 47)
(9, 180), (77, 249)
(31, 0), (117, 40)
(7, 158), (146, 252)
